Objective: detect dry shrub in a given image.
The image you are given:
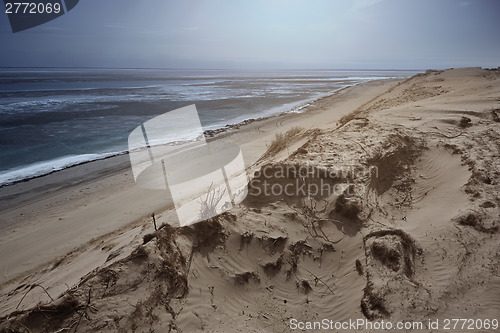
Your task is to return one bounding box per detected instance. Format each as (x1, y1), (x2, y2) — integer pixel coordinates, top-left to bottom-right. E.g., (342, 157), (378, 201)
(338, 112), (360, 127)
(262, 127), (303, 159)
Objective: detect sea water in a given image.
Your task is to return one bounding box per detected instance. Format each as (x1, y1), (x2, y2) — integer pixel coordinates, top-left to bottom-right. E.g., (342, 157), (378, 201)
(0, 68), (418, 186)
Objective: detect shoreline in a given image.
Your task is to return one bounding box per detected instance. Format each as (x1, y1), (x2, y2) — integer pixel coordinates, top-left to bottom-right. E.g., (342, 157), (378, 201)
(0, 86), (352, 188)
(0, 78), (401, 285)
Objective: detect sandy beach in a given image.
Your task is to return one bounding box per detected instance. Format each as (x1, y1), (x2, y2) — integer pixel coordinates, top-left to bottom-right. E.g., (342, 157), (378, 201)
(0, 78), (396, 285)
(0, 68), (499, 332)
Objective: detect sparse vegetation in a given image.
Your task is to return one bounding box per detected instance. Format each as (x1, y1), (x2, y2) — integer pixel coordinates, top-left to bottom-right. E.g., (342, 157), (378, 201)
(261, 127), (303, 160)
(197, 183), (227, 221)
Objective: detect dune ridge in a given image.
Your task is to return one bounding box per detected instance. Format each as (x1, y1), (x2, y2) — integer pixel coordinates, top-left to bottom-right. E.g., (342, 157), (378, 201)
(1, 68), (499, 332)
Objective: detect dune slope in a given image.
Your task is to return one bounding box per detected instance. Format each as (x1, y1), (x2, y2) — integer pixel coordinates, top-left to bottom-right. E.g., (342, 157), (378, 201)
(1, 68), (499, 332)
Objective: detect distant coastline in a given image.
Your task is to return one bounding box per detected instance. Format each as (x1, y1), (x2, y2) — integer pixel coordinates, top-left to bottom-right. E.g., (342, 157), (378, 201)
(0, 69), (418, 186)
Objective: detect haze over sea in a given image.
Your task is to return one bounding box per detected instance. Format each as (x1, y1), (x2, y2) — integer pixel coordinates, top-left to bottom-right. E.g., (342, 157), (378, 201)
(0, 68), (418, 186)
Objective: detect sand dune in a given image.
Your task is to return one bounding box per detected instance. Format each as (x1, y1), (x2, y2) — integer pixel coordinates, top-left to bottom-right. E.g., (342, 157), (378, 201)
(0, 68), (499, 332)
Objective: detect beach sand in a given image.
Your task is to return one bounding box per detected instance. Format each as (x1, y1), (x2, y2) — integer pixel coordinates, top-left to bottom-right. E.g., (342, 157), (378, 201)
(0, 68), (498, 332)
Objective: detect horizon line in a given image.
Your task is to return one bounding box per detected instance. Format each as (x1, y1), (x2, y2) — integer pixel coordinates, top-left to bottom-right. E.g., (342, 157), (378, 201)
(0, 66), (433, 71)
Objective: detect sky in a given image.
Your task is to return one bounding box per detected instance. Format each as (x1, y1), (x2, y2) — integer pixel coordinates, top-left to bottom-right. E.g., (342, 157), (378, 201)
(1, 0), (499, 69)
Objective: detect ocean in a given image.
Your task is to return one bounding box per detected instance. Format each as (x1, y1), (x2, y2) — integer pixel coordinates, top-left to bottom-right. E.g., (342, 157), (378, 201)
(0, 68), (418, 186)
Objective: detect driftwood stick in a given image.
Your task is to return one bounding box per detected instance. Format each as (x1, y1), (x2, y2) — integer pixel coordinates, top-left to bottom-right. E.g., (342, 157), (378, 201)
(151, 213), (157, 231)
